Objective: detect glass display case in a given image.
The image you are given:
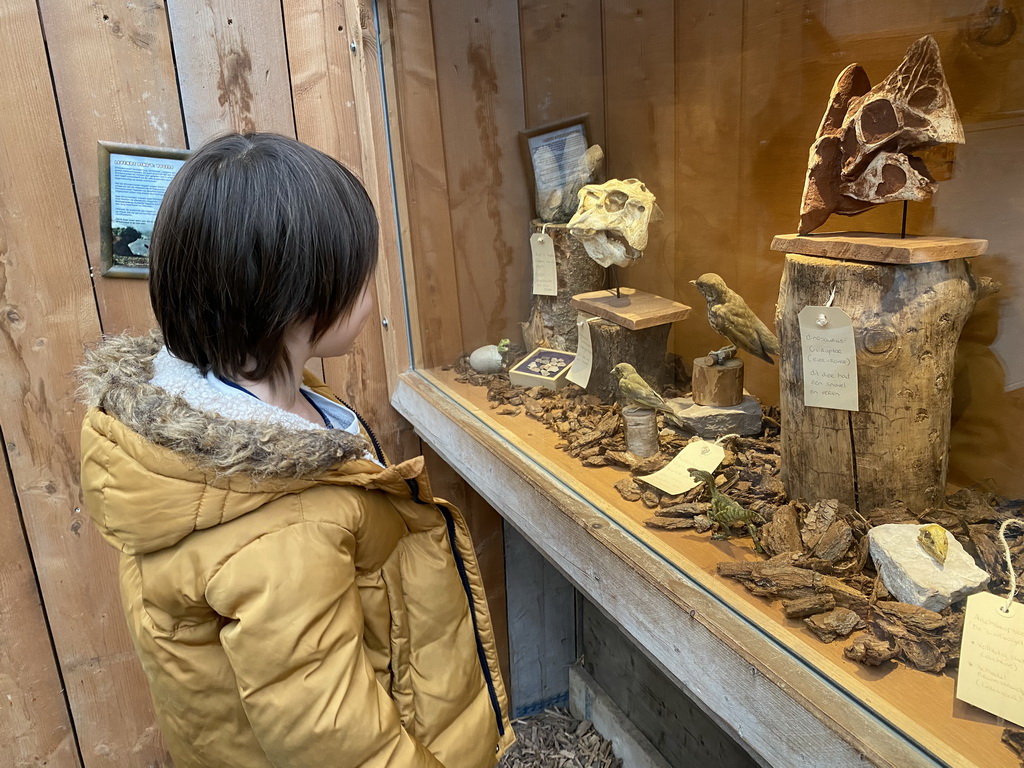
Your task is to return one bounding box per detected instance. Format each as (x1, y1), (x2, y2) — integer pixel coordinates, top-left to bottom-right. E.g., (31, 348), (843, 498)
(380, 2), (1024, 765)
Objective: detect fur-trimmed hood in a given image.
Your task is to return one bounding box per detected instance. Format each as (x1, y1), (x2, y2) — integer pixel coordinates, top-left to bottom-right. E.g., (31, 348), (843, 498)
(78, 333), (419, 554)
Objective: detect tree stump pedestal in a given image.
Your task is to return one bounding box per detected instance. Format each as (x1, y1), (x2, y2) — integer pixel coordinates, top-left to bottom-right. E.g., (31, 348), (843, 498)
(570, 288), (691, 403)
(772, 232), (988, 512)
(521, 222), (606, 352)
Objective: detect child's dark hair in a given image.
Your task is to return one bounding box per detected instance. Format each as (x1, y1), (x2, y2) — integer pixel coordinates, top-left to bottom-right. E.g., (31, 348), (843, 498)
(149, 132), (378, 384)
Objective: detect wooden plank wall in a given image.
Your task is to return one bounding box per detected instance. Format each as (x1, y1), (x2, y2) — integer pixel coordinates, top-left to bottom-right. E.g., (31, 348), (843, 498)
(403, 0), (1024, 496)
(0, 1), (508, 763)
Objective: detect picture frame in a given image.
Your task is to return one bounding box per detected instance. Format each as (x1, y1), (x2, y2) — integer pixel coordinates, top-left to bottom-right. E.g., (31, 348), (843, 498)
(518, 114), (591, 219)
(98, 141), (190, 278)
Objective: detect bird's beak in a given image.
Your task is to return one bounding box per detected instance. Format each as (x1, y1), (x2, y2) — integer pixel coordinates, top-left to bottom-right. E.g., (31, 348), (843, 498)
(688, 280), (696, 285)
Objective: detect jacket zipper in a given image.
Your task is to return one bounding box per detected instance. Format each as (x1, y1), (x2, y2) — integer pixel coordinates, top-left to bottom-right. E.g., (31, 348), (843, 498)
(405, 478), (506, 738)
(339, 399), (387, 467)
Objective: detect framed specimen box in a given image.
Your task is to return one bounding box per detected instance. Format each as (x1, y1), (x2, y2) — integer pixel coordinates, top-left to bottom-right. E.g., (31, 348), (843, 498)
(97, 141), (189, 278)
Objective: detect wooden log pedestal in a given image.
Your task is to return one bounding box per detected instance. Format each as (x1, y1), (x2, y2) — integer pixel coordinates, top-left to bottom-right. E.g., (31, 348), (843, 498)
(692, 356), (744, 407)
(521, 222), (606, 352)
(571, 288), (691, 403)
(772, 232), (988, 513)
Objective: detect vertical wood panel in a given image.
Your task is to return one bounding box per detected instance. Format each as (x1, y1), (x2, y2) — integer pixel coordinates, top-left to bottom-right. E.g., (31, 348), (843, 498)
(39, 0), (184, 336)
(519, 0), (606, 147)
(431, 0), (533, 349)
(382, 0), (465, 368)
(672, 0), (745, 371)
(602, 2), (676, 302)
(0, 3), (171, 765)
(281, 0), (401, 459)
(0, 444), (80, 767)
(342, 0), (415, 404)
(168, 0), (296, 144)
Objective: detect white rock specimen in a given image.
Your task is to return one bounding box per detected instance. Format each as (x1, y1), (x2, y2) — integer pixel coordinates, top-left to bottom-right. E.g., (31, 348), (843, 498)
(868, 523), (989, 612)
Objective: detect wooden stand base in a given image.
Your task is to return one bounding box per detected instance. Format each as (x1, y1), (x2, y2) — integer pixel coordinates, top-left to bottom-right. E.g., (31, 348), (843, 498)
(522, 222), (606, 352)
(570, 288), (691, 403)
(692, 357), (743, 407)
(775, 232), (987, 512)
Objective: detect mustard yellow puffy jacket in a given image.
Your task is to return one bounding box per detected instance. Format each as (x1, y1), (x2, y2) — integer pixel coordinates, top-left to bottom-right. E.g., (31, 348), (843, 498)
(79, 334), (513, 767)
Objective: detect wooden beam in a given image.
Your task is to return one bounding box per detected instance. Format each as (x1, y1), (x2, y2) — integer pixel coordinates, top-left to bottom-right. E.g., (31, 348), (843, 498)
(167, 0), (296, 144)
(0, 3), (170, 765)
(0, 444), (80, 768)
(38, 0), (184, 336)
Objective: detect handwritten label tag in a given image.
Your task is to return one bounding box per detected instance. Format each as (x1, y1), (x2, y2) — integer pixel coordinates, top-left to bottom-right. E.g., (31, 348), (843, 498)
(531, 233), (558, 296)
(566, 314), (597, 388)
(799, 306), (858, 412)
(956, 591), (1024, 727)
(640, 440), (725, 496)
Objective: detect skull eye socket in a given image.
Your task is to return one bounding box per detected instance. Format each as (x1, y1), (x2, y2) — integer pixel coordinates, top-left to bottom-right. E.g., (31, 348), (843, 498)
(859, 98), (900, 143)
(605, 190), (629, 212)
(909, 85), (939, 110)
(876, 164), (908, 196)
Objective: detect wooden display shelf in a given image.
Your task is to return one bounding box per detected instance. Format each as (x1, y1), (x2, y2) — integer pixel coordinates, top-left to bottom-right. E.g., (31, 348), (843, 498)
(771, 232), (988, 264)
(570, 287), (691, 330)
(393, 367), (1013, 768)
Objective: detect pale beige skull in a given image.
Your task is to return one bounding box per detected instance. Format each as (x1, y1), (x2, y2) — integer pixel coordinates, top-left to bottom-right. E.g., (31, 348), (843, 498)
(568, 179), (656, 268)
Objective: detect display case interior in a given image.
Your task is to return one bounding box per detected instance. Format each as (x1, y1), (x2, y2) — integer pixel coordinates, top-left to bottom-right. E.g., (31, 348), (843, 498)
(383, 1), (1024, 766)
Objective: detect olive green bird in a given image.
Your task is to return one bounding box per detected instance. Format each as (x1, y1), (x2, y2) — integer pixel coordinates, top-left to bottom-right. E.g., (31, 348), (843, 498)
(611, 363), (675, 414)
(690, 273), (781, 365)
(688, 468), (765, 553)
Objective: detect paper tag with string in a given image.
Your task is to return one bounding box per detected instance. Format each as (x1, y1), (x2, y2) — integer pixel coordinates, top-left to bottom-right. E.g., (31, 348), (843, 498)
(956, 519), (1024, 727)
(640, 439), (725, 496)
(566, 313), (598, 388)
(799, 284), (858, 412)
(531, 228), (558, 296)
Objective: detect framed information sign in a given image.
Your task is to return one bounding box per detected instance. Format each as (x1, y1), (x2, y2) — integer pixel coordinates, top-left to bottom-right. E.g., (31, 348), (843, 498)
(98, 141), (190, 278)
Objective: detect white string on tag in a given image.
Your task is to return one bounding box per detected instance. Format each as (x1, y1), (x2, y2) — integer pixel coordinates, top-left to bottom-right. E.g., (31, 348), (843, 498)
(998, 518), (1024, 614)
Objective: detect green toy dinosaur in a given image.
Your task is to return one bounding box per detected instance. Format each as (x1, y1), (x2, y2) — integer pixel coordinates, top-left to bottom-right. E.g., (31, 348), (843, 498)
(688, 468), (765, 553)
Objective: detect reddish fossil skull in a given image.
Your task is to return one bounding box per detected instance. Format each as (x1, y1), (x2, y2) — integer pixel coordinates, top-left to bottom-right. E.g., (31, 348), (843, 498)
(798, 35), (964, 234)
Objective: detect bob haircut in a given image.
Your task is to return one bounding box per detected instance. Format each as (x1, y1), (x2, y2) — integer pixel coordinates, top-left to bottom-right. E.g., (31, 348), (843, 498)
(149, 132), (378, 385)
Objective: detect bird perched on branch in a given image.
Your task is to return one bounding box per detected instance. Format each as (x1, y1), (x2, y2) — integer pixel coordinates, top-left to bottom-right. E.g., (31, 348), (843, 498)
(688, 468), (765, 552)
(690, 273), (781, 365)
(611, 363), (674, 414)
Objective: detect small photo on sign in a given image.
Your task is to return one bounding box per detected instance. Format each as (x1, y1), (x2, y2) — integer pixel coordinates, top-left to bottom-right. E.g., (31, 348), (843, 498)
(98, 141), (190, 278)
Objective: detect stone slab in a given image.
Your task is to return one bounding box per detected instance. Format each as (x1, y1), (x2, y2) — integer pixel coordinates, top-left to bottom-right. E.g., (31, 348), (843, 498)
(867, 523), (990, 612)
(665, 394), (762, 438)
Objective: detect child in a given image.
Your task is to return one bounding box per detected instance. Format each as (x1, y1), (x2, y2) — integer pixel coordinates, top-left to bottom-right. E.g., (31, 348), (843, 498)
(79, 133), (513, 767)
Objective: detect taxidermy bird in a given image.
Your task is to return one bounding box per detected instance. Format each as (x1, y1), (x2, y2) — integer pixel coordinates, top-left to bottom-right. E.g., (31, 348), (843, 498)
(690, 273), (781, 365)
(688, 468), (765, 553)
(611, 363), (675, 414)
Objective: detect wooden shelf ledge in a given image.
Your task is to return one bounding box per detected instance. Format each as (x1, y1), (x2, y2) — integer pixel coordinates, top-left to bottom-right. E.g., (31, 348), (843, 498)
(391, 368), (980, 768)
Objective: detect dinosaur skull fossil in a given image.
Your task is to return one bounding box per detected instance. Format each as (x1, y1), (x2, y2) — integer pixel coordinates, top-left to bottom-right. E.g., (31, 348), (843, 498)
(798, 35), (964, 234)
(568, 179), (656, 268)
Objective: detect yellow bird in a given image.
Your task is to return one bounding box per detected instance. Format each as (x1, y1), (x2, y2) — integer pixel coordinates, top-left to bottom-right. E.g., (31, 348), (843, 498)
(611, 363), (674, 414)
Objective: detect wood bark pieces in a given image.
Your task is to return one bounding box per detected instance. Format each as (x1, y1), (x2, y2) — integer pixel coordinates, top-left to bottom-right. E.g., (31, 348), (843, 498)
(498, 708), (622, 768)
(804, 607), (864, 643)
(522, 223), (606, 352)
(587, 320), (671, 403)
(797, 35), (965, 234)
(844, 635), (899, 666)
(760, 502), (805, 557)
(771, 232), (988, 265)
(782, 593), (836, 619)
(692, 357), (743, 407)
(1001, 728), (1024, 764)
(868, 601), (958, 673)
(777, 254), (978, 513)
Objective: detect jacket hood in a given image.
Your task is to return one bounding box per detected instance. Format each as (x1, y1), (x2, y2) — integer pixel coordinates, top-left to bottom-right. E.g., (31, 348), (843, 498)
(79, 332), (404, 554)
